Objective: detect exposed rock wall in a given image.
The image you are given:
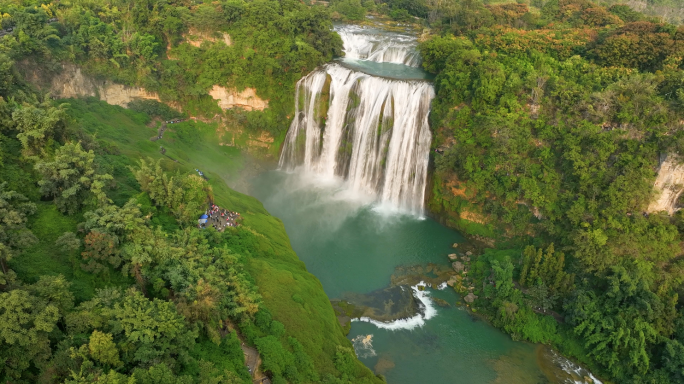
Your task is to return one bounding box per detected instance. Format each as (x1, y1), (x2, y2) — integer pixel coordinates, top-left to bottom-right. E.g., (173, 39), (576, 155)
(25, 63), (166, 108)
(209, 85), (269, 111)
(647, 154), (684, 215)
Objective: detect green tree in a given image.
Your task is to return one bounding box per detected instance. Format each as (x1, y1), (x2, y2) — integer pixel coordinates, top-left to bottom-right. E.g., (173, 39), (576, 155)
(88, 330), (122, 368)
(12, 101), (67, 158)
(55, 231), (81, 253)
(131, 158), (211, 225)
(0, 275), (74, 380)
(0, 183), (36, 279)
(80, 230), (121, 276)
(35, 142), (113, 214)
(565, 265), (663, 379)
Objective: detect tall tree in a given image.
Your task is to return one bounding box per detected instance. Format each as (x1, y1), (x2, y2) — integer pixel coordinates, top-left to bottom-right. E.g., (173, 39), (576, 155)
(0, 183), (36, 281)
(35, 142), (112, 214)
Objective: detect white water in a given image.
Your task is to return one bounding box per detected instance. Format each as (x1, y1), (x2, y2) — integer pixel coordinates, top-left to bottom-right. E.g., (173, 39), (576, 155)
(279, 63), (434, 215)
(351, 282), (438, 330)
(549, 350), (604, 384)
(336, 24), (421, 67)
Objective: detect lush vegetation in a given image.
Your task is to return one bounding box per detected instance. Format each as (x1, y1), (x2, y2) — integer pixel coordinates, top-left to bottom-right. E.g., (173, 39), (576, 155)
(1, 0), (342, 136)
(0, 0), (384, 383)
(418, 0), (684, 383)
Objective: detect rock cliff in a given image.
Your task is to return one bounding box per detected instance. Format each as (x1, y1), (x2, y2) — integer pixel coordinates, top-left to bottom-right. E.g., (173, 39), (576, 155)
(23, 63), (167, 108)
(647, 154), (684, 215)
(209, 85), (269, 111)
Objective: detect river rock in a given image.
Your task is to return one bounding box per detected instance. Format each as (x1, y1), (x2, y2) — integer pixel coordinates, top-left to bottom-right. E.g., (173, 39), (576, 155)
(452, 243), (458, 248)
(341, 285), (420, 323)
(466, 251), (472, 256)
(431, 297), (450, 307)
(447, 253), (458, 260)
(446, 275), (460, 287)
(452, 261), (465, 273)
(464, 292), (478, 303)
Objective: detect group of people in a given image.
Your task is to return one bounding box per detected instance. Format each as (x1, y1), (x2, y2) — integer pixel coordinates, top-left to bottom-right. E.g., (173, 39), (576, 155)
(201, 204), (241, 232)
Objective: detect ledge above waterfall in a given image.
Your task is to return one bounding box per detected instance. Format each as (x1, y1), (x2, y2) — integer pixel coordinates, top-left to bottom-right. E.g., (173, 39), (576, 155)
(335, 58), (434, 81)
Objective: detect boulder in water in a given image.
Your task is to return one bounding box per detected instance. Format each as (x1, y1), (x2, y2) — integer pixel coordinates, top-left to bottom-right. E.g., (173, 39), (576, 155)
(432, 297), (450, 307)
(448, 253), (458, 260)
(452, 243), (459, 248)
(452, 261), (465, 273)
(340, 285), (420, 323)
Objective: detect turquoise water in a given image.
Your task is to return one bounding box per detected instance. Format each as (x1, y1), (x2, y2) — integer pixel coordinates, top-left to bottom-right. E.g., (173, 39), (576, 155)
(336, 58), (434, 81)
(249, 171), (553, 384)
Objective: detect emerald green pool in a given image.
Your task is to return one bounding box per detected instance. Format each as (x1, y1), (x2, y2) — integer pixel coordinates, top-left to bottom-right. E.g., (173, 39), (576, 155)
(249, 171), (598, 384)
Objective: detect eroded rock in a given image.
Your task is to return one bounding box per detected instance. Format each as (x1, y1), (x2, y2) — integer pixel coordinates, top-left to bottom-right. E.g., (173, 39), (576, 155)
(648, 154), (684, 215)
(209, 85), (269, 111)
(464, 292), (478, 303)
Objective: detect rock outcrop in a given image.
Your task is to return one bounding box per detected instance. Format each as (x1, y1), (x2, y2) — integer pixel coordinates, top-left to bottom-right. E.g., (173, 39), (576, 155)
(464, 292), (478, 303)
(185, 28), (232, 47)
(647, 154), (684, 215)
(23, 63), (169, 108)
(209, 85), (269, 111)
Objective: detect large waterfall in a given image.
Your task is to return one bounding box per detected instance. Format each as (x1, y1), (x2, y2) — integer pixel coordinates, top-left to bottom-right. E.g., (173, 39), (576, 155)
(279, 61), (434, 214)
(334, 25), (422, 67)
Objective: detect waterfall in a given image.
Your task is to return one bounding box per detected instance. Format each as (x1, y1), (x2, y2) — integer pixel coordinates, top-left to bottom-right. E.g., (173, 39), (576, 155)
(335, 25), (422, 67)
(279, 63), (434, 214)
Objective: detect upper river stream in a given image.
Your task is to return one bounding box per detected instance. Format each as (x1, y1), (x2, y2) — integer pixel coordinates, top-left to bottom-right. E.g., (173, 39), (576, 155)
(247, 22), (602, 384)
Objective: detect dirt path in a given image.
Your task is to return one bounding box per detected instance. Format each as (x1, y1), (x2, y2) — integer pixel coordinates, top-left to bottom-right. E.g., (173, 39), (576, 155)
(237, 333), (270, 384)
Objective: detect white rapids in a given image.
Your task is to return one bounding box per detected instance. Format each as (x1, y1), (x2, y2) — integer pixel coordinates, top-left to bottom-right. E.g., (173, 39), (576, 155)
(335, 24), (422, 67)
(351, 282), (438, 330)
(278, 63), (434, 215)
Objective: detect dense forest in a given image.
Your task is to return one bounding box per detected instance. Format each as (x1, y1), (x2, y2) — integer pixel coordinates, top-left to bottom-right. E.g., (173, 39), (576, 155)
(0, 0), (382, 383)
(417, 0), (684, 383)
(3, 0), (684, 383)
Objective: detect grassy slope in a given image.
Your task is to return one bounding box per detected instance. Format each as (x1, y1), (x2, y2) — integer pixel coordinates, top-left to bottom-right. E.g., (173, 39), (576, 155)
(54, 97), (374, 378)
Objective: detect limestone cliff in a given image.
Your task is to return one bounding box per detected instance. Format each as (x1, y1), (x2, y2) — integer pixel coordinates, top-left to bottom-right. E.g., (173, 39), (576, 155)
(209, 85), (269, 111)
(22, 62), (278, 158)
(647, 154), (684, 215)
(23, 63), (167, 108)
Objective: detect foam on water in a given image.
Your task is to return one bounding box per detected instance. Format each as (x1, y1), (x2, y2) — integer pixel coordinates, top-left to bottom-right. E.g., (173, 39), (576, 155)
(351, 334), (377, 358)
(352, 282), (437, 330)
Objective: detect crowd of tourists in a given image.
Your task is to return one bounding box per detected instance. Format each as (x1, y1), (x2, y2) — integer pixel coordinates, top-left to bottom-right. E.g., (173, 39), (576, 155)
(198, 204), (241, 231)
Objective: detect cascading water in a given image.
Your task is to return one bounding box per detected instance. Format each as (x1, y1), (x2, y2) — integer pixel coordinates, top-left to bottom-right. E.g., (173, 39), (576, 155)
(278, 63), (434, 214)
(334, 25), (422, 67)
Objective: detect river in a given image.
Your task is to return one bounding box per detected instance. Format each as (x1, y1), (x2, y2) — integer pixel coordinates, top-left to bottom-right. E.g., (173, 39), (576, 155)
(247, 22), (601, 384)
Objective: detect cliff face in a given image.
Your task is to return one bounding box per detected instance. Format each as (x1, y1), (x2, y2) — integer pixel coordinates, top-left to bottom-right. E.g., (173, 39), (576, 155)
(647, 154), (684, 215)
(24, 63), (167, 108)
(209, 85), (269, 111)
